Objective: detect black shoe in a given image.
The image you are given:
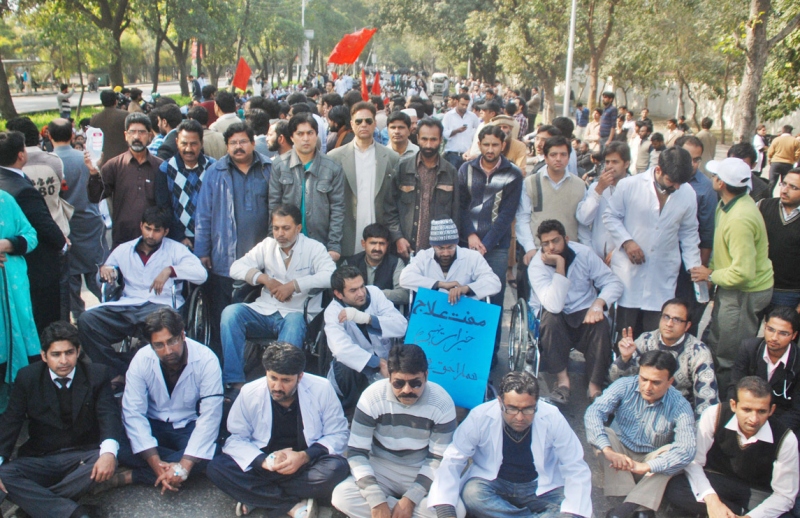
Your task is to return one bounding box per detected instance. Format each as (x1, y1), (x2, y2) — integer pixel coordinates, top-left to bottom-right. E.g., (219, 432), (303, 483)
(605, 511), (624, 518)
(633, 511), (655, 518)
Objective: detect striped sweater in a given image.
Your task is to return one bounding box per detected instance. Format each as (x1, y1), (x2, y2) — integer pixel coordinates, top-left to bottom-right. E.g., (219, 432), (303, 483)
(347, 379), (457, 507)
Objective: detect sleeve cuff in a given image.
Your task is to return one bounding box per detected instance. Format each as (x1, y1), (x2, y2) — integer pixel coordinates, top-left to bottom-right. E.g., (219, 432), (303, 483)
(366, 354), (381, 368)
(403, 482), (427, 505)
(250, 453), (268, 471)
(593, 437), (612, 452)
(99, 439), (120, 458)
(698, 488), (716, 503)
(435, 505), (458, 518)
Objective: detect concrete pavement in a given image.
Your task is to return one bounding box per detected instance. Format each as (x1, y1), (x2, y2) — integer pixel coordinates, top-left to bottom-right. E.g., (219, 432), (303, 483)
(10, 82), (185, 114)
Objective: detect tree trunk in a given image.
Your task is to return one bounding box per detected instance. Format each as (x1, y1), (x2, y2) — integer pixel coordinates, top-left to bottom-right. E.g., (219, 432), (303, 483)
(109, 31), (125, 87)
(540, 75), (556, 124)
(718, 59), (731, 145)
(733, 0), (771, 143)
(587, 52), (600, 112)
(196, 41), (203, 76)
(152, 35), (163, 92)
(177, 44), (189, 97)
(75, 40), (85, 119)
(0, 53), (18, 120)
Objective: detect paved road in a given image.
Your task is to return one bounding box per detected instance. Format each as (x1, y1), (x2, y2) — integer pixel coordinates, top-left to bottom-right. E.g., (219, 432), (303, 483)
(11, 82), (185, 114)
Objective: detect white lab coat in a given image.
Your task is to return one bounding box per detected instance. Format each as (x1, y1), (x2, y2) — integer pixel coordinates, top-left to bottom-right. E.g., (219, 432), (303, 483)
(230, 233), (336, 318)
(104, 237), (208, 307)
(122, 338), (223, 460)
(399, 247), (501, 301)
(427, 400), (592, 518)
(602, 169), (701, 311)
(324, 286), (408, 373)
(223, 373), (349, 471)
(576, 181), (616, 259)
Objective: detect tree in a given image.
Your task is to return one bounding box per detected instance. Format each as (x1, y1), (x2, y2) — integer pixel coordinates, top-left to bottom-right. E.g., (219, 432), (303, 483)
(759, 28), (800, 121)
(580, 0), (625, 111)
(0, 6), (19, 119)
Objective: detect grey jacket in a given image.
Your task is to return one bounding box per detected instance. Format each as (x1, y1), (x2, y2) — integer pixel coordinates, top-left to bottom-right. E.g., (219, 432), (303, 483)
(269, 149), (346, 254)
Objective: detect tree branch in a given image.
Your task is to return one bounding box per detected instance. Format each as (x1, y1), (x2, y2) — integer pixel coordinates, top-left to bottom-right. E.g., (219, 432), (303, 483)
(767, 11), (800, 50)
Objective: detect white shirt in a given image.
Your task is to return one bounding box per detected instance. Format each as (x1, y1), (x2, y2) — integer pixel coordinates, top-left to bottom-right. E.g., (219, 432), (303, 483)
(764, 346), (792, 382)
(685, 404), (799, 518)
(102, 237), (208, 307)
(442, 109), (481, 153)
(528, 241), (623, 315)
(541, 167), (572, 190)
(122, 339), (223, 460)
(514, 169), (582, 253)
(4, 166), (25, 177)
(576, 181), (616, 259)
(209, 112), (240, 132)
(353, 142), (377, 254)
(602, 169), (701, 311)
(399, 246), (502, 301)
(230, 233), (336, 317)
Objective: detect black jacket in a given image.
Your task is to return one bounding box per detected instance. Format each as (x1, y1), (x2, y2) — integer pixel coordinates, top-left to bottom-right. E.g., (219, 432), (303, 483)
(0, 361), (123, 458)
(729, 337), (800, 432)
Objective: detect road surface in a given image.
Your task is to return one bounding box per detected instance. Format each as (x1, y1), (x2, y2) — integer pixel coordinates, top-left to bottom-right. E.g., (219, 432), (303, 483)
(11, 82), (185, 114)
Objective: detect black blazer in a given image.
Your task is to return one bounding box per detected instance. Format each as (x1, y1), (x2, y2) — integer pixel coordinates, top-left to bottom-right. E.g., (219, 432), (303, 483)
(729, 337), (800, 432)
(0, 167), (67, 285)
(0, 361), (123, 458)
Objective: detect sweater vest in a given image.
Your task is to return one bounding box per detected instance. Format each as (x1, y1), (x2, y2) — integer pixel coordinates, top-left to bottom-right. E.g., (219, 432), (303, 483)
(705, 403), (790, 492)
(524, 171), (586, 246)
(759, 198), (800, 290)
(348, 251), (399, 292)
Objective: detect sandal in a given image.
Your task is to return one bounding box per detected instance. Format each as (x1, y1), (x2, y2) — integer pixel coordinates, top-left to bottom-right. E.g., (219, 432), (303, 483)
(235, 502), (250, 516)
(550, 385), (570, 405)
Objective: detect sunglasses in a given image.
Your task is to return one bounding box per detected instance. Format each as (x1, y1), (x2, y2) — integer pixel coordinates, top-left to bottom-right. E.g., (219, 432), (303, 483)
(354, 118), (374, 126)
(391, 378), (423, 389)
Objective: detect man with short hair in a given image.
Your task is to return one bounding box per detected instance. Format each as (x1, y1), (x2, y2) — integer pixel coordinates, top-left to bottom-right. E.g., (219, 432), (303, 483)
(575, 102), (589, 140)
(729, 306), (800, 432)
(324, 265), (408, 409)
(585, 350), (697, 518)
(331, 344), (461, 518)
(429, 372), (592, 518)
(386, 118), (459, 259)
(57, 83), (75, 119)
(576, 141), (631, 261)
(269, 113), (346, 260)
(603, 146), (702, 338)
(0, 321), (123, 518)
(343, 223), (407, 306)
(187, 105), (226, 160)
(464, 99), (502, 160)
(759, 168), (800, 310)
(524, 124), (562, 173)
(634, 121), (654, 174)
(153, 104), (183, 161)
(727, 142), (770, 201)
(118, 307), (223, 491)
(611, 298), (719, 420)
(87, 112), (164, 248)
(529, 219), (623, 402)
(155, 119), (215, 248)
(328, 101), (400, 256)
(220, 204), (336, 387)
(442, 93), (480, 171)
(320, 93), (343, 119)
(399, 218), (501, 304)
(268, 119), (293, 157)
(386, 111), (419, 158)
(691, 157), (774, 390)
(199, 84), (219, 126)
(207, 343), (350, 517)
(90, 89), (130, 162)
(209, 91), (240, 134)
(648, 133), (665, 169)
(665, 376), (799, 518)
(599, 92), (617, 151)
(664, 118), (684, 148)
(695, 117), (716, 175)
(767, 125), (800, 189)
(245, 108), (271, 157)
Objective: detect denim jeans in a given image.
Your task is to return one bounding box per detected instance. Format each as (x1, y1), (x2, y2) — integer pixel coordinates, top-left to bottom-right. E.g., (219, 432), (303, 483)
(461, 477), (565, 518)
(771, 290), (800, 309)
(220, 303), (306, 383)
(444, 151), (465, 172)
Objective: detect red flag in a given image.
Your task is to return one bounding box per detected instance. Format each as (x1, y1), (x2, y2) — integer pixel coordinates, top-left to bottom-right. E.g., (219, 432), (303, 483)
(231, 57), (251, 92)
(361, 69), (369, 101)
(371, 71), (381, 96)
(328, 28), (377, 65)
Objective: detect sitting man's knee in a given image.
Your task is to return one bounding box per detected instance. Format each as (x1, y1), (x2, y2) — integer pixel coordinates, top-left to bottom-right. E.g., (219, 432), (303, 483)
(461, 477), (493, 509)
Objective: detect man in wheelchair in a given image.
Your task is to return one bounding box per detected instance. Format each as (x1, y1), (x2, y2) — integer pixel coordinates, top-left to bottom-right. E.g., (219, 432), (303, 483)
(324, 265), (408, 410)
(528, 219), (622, 404)
(77, 207), (208, 389)
(220, 204), (336, 388)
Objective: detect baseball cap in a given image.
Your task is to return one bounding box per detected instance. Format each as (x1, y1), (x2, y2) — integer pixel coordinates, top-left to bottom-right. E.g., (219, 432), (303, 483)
(706, 157), (752, 190)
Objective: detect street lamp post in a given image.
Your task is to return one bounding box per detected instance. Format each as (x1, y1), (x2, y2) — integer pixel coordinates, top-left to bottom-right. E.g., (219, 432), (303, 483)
(563, 0), (578, 117)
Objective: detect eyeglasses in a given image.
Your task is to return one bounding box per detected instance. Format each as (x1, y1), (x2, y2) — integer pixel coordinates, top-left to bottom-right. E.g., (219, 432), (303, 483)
(228, 139), (251, 147)
(661, 314), (688, 325)
(354, 118), (374, 126)
(765, 325), (794, 338)
(391, 378), (424, 389)
(500, 402), (536, 415)
(151, 335), (182, 350)
(779, 182), (800, 192)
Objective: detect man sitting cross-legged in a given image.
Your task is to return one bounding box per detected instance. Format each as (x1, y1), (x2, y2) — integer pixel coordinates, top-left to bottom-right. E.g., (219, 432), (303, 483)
(665, 376), (798, 518)
(324, 265), (408, 411)
(116, 307), (223, 493)
(0, 321), (124, 518)
(428, 371), (592, 518)
(206, 343), (350, 517)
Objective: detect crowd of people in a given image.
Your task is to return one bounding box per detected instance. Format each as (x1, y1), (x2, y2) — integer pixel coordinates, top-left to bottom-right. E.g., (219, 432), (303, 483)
(0, 75), (799, 518)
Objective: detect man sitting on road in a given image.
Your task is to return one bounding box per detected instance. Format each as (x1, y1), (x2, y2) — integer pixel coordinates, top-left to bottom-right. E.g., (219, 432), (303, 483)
(117, 307), (223, 493)
(585, 350), (696, 518)
(528, 219), (623, 404)
(610, 298), (719, 420)
(324, 265), (408, 411)
(343, 223), (408, 307)
(428, 371), (592, 518)
(665, 376), (799, 518)
(399, 218), (501, 305)
(77, 207), (208, 389)
(331, 344), (460, 518)
(221, 204), (336, 388)
(207, 343), (350, 518)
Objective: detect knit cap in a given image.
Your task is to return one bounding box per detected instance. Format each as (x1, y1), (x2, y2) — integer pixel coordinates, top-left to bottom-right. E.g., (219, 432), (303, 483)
(429, 219), (460, 246)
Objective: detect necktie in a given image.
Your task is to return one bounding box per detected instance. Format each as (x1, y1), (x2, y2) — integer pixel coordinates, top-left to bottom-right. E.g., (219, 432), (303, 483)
(55, 377), (70, 390)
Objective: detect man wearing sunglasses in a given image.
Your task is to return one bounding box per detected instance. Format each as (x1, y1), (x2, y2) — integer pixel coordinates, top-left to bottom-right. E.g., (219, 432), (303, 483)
(610, 298), (719, 420)
(328, 100), (400, 257)
(428, 371), (592, 518)
(332, 344), (462, 518)
(728, 306), (800, 434)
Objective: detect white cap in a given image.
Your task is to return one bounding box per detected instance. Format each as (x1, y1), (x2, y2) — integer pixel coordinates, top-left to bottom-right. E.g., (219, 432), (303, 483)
(401, 108), (418, 121)
(706, 157), (752, 191)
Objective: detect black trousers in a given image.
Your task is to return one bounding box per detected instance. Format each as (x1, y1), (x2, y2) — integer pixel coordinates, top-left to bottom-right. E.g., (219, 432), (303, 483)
(29, 268), (60, 335)
(206, 452), (349, 515)
(205, 273), (234, 360)
(675, 263), (708, 337)
(0, 449), (100, 518)
(615, 306), (662, 340)
(330, 359), (372, 412)
(539, 308), (612, 386)
(665, 472), (791, 517)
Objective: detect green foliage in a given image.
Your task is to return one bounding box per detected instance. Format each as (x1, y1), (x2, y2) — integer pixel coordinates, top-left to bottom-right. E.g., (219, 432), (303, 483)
(759, 30), (800, 121)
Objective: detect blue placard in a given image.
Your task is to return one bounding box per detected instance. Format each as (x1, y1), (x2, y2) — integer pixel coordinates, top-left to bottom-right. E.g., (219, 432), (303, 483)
(405, 288), (500, 409)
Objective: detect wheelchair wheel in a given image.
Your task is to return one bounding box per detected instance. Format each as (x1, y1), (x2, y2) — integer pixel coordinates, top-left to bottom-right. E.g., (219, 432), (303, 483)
(186, 286), (211, 346)
(508, 298), (529, 371)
